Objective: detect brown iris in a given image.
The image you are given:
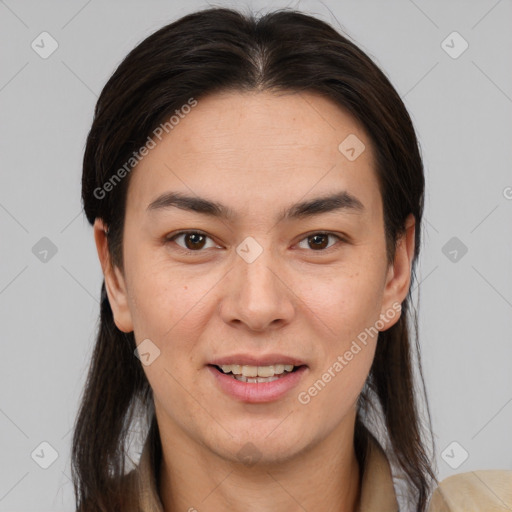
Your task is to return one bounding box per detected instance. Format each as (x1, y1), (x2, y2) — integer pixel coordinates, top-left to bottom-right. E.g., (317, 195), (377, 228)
(307, 234), (329, 250)
(183, 233), (207, 250)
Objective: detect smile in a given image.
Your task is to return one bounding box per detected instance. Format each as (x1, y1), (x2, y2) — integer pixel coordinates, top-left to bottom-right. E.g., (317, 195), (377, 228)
(208, 364), (308, 402)
(217, 363), (297, 382)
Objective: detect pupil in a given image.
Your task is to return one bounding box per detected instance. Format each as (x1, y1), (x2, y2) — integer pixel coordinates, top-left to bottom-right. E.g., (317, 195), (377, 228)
(186, 233), (205, 250)
(310, 234), (328, 250)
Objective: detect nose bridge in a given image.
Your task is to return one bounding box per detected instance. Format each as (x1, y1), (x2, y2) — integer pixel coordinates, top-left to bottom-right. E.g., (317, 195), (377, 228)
(223, 235), (294, 330)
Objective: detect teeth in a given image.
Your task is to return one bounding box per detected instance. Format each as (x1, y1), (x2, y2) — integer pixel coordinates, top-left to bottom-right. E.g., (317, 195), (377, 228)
(219, 364), (295, 377)
(220, 364), (241, 375)
(234, 375), (280, 383)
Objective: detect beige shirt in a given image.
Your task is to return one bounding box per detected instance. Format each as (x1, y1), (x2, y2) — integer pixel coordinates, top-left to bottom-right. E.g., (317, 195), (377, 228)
(121, 426), (512, 511)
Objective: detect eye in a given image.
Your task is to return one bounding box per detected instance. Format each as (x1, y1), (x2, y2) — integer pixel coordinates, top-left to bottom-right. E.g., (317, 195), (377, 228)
(166, 230), (220, 252)
(297, 232), (343, 251)
(165, 230), (344, 254)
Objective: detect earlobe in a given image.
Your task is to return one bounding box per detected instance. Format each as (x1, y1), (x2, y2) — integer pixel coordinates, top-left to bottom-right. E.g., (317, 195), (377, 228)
(379, 213), (416, 331)
(93, 218), (134, 333)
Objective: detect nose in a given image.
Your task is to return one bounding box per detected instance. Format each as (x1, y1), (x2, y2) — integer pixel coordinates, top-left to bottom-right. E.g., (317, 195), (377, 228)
(219, 243), (295, 332)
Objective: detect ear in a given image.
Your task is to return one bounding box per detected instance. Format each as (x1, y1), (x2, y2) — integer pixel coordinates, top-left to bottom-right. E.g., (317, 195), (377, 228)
(93, 218), (134, 333)
(378, 213), (416, 331)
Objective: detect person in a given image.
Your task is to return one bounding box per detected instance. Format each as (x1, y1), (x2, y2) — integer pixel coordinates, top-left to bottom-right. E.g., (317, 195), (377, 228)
(72, 6), (512, 511)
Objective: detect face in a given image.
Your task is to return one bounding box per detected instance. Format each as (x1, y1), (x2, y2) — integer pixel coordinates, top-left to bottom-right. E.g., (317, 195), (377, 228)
(95, 90), (414, 466)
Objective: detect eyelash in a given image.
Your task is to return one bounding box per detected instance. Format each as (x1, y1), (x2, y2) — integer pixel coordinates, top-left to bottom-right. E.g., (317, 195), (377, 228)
(165, 230), (346, 255)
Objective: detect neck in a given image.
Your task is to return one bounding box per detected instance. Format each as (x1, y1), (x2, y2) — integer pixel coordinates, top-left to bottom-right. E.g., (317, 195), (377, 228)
(158, 413), (361, 512)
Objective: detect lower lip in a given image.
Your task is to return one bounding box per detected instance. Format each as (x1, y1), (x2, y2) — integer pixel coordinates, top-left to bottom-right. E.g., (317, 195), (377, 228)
(207, 365), (308, 403)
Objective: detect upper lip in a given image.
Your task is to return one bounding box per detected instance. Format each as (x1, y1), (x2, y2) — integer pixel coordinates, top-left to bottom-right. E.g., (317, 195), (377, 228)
(209, 354), (307, 367)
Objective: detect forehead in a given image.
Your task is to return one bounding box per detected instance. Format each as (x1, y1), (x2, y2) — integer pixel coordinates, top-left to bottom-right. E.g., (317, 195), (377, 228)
(126, 90), (380, 221)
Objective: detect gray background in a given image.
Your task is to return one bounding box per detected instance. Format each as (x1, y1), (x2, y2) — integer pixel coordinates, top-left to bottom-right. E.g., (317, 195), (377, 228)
(1, 0), (511, 509)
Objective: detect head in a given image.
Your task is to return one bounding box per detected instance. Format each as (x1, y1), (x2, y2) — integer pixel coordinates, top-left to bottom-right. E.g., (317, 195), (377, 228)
(74, 6), (436, 511)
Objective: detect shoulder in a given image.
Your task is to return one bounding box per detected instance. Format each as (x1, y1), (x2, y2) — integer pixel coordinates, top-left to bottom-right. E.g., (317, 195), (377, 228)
(427, 470), (512, 511)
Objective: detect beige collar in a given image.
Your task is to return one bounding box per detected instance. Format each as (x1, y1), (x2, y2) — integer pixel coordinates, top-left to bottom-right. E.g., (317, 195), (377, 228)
(357, 435), (400, 511)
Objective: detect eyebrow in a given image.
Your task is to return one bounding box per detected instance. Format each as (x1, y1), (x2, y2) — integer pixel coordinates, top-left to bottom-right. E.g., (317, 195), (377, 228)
(146, 190), (364, 222)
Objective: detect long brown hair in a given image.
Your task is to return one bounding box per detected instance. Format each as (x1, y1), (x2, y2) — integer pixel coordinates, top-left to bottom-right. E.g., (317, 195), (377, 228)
(74, 6), (437, 510)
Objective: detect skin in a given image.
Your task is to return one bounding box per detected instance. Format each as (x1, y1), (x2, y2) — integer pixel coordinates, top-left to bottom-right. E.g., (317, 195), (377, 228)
(94, 90), (415, 512)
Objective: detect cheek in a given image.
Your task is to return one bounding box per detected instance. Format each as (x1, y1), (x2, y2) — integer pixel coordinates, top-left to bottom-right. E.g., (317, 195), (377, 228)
(293, 265), (383, 406)
(126, 262), (211, 415)
(297, 277), (379, 425)
(125, 252), (222, 358)
(298, 263), (385, 343)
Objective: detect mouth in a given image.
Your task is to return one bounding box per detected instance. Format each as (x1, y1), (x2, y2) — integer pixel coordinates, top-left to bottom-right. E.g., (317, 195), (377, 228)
(209, 363), (305, 383)
(207, 360), (308, 403)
